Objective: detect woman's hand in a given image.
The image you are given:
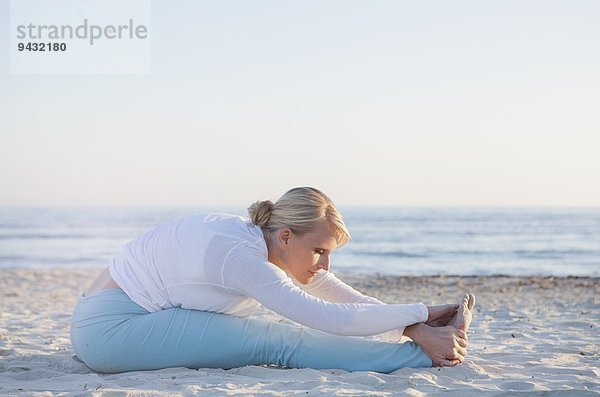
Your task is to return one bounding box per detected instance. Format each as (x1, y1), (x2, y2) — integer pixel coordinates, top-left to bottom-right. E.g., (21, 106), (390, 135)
(404, 323), (468, 367)
(426, 304), (459, 327)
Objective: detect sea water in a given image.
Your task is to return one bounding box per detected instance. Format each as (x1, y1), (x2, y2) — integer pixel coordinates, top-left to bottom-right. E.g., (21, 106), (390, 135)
(0, 207), (598, 276)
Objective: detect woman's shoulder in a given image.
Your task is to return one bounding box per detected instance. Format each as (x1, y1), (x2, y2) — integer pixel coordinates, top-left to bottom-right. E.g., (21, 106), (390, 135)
(179, 212), (265, 249)
(177, 212), (252, 231)
(199, 212), (261, 236)
(184, 212), (251, 225)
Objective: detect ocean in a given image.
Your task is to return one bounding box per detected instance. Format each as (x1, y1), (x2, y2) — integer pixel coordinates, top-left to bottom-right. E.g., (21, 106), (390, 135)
(0, 207), (598, 276)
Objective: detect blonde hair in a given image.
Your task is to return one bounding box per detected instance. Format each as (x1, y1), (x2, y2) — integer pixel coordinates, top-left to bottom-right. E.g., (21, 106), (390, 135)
(248, 187), (351, 247)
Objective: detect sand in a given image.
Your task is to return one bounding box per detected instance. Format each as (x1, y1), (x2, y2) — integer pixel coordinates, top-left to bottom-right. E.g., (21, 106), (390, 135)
(1, 268), (598, 396)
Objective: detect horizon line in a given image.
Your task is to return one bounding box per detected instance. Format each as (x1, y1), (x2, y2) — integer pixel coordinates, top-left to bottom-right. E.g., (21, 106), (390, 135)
(1, 204), (599, 209)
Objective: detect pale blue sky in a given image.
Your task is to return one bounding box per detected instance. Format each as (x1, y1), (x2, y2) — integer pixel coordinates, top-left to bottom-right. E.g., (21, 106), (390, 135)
(1, 1), (599, 207)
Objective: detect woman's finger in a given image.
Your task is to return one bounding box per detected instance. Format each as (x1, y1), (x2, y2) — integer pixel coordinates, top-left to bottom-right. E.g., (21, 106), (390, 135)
(456, 345), (468, 358)
(439, 358), (459, 367)
(451, 350), (465, 363)
(454, 328), (468, 340)
(456, 336), (468, 348)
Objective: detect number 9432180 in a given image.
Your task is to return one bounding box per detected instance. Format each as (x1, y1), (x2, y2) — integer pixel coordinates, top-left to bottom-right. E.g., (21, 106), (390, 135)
(18, 42), (67, 51)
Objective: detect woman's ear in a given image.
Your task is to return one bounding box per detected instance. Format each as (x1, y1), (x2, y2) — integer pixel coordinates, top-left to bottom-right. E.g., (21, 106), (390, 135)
(277, 228), (292, 246)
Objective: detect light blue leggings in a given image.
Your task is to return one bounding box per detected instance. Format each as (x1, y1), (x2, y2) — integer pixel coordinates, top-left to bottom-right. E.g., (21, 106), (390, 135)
(70, 289), (432, 374)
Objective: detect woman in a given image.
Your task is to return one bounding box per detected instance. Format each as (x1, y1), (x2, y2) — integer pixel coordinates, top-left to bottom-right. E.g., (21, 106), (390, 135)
(70, 187), (475, 374)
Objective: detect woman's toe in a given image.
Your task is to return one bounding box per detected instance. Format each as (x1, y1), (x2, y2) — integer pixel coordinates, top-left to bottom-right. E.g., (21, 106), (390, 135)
(467, 293), (476, 310)
(460, 293), (470, 308)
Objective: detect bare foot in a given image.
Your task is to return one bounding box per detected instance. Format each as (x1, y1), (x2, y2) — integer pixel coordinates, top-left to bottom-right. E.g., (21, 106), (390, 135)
(448, 293), (476, 334)
(425, 304), (459, 327)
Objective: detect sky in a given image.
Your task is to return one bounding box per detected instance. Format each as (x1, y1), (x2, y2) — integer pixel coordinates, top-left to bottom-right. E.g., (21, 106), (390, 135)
(1, 0), (599, 207)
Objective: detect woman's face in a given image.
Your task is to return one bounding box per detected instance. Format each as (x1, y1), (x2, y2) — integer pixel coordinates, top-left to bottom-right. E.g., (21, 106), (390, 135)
(278, 221), (339, 284)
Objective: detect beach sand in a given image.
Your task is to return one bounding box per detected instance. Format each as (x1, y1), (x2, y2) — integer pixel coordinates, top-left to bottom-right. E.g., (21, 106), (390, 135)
(1, 268), (598, 396)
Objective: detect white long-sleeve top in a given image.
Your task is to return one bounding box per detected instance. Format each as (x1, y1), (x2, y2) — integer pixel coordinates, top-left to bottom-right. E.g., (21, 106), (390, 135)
(109, 213), (428, 338)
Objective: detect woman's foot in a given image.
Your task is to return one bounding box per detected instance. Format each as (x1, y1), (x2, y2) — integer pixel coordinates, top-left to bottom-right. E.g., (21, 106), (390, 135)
(425, 304), (459, 327)
(403, 323), (468, 367)
(448, 293), (476, 333)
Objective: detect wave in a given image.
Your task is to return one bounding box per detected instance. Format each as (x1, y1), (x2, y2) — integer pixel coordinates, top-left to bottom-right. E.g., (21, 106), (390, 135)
(350, 251), (429, 258)
(0, 256), (103, 266)
(346, 248), (597, 259)
(0, 233), (91, 240)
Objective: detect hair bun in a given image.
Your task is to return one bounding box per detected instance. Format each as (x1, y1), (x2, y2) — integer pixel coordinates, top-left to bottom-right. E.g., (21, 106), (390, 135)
(247, 200), (274, 227)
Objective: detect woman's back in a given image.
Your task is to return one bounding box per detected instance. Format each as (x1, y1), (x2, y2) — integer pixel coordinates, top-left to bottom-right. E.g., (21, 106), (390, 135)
(109, 213), (267, 313)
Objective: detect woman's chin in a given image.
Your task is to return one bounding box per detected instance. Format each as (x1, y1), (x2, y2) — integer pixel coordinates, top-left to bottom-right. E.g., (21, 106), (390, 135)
(294, 273), (314, 285)
(304, 272), (319, 283)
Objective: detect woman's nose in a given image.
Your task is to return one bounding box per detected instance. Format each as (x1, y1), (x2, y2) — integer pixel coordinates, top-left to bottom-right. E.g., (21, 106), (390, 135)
(317, 255), (330, 271)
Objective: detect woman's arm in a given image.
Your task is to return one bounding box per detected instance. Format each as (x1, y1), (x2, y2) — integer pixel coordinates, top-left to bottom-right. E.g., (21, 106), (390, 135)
(220, 245), (429, 337)
(294, 269), (384, 304)
(296, 270), (405, 341)
(295, 270), (459, 342)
